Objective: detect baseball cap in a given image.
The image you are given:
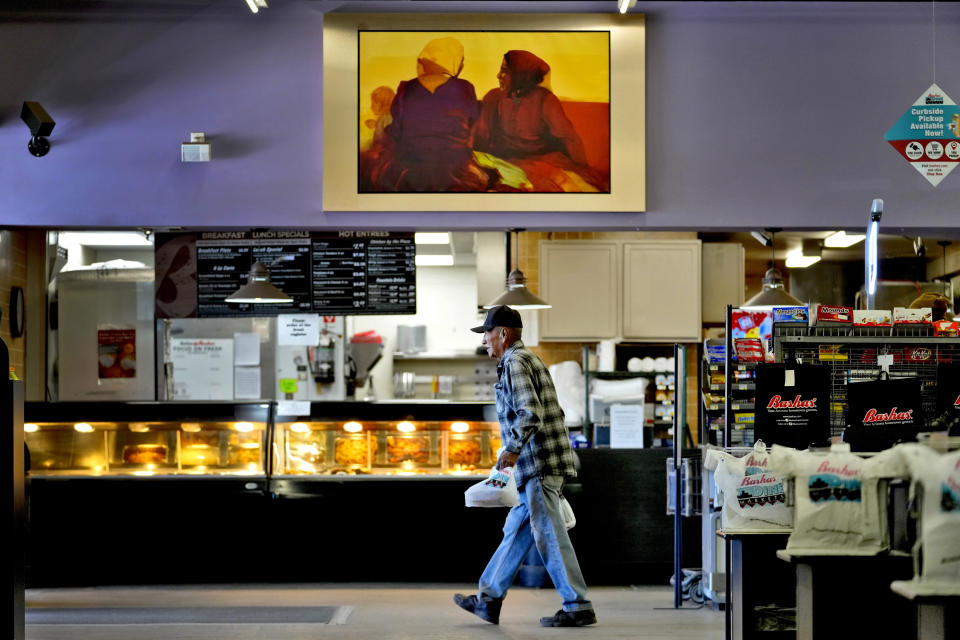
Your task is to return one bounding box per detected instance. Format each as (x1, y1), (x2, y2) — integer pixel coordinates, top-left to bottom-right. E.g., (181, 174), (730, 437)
(471, 305), (523, 333)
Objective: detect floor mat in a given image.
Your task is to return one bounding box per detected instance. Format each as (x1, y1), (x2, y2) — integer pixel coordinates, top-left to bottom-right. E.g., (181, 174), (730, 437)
(27, 606), (353, 625)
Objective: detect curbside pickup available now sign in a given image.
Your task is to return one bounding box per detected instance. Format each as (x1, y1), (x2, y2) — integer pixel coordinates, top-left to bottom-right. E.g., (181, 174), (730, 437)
(884, 83), (960, 186)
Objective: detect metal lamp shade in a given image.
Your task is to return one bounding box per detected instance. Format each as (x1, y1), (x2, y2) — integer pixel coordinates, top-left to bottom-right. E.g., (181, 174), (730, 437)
(484, 269), (551, 309)
(743, 267), (803, 307)
(225, 262), (293, 304)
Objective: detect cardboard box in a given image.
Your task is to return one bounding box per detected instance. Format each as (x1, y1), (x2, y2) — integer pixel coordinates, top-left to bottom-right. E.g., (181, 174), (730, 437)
(734, 338), (765, 362)
(853, 309), (892, 327)
(893, 307), (932, 324)
(773, 306), (809, 324)
(816, 305), (853, 323)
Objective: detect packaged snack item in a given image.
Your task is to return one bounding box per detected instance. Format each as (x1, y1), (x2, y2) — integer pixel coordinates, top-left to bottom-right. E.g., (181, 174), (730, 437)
(816, 305), (853, 324)
(734, 338), (765, 362)
(934, 320), (960, 336)
(893, 307), (932, 324)
(773, 306), (809, 324)
(853, 310), (892, 327)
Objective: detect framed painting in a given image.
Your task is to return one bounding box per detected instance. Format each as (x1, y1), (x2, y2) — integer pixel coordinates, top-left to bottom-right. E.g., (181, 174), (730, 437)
(323, 13), (644, 212)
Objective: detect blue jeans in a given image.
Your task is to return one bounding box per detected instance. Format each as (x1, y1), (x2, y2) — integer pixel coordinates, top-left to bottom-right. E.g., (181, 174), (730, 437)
(478, 475), (593, 612)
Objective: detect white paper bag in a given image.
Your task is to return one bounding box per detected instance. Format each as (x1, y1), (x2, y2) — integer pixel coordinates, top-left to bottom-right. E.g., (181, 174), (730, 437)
(464, 466), (520, 507)
(560, 495), (576, 529)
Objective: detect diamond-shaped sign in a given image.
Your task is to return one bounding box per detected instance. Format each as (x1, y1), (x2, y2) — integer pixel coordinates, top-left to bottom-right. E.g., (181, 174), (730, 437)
(884, 83), (960, 186)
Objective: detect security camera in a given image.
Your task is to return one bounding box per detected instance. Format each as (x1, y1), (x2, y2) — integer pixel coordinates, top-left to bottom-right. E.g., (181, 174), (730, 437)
(20, 101), (56, 157)
(913, 237), (926, 257)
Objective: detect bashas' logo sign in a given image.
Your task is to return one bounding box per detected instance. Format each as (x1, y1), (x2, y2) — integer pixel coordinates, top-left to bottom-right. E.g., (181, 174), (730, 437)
(927, 91), (945, 105)
(863, 407), (914, 424)
(766, 395), (818, 411)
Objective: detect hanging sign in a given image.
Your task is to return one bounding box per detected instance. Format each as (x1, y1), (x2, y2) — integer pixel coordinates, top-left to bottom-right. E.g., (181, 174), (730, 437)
(884, 83), (960, 186)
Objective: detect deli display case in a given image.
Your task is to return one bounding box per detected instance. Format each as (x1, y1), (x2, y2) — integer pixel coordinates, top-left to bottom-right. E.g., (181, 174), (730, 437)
(25, 403), (269, 476)
(275, 416), (500, 476)
(23, 400), (685, 586)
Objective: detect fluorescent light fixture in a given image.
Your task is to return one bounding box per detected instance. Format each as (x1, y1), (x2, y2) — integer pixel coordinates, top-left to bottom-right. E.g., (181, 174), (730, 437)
(451, 421), (470, 433)
(343, 421), (363, 433)
(866, 200), (883, 299)
(824, 231), (866, 248)
(59, 231), (152, 247)
(245, 0), (267, 13)
(24, 423), (38, 433)
(233, 422), (255, 432)
(397, 421), (416, 433)
(785, 250), (821, 268)
(414, 232), (450, 245)
(415, 254), (454, 266)
(291, 422), (310, 433)
(74, 422), (94, 433)
(618, 0), (638, 14)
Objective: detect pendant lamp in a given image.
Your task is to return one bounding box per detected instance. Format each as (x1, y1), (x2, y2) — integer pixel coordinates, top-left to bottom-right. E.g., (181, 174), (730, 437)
(743, 229), (803, 307)
(225, 261), (293, 304)
(484, 230), (551, 310)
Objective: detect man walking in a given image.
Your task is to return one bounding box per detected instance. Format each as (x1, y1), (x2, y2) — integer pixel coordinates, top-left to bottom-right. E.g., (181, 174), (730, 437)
(453, 305), (596, 627)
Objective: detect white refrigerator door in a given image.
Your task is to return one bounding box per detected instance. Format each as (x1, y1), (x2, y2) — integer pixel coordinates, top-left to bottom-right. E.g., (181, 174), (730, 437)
(57, 269), (156, 401)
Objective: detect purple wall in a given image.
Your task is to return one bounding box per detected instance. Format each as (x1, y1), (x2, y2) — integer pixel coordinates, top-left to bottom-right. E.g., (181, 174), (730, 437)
(2, 1), (960, 232)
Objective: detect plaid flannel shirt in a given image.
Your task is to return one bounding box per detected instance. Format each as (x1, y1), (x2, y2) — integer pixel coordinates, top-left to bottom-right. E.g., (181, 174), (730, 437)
(496, 340), (576, 488)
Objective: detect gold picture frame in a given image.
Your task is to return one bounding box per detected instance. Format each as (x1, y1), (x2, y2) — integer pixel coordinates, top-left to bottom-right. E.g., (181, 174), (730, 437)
(323, 13), (645, 212)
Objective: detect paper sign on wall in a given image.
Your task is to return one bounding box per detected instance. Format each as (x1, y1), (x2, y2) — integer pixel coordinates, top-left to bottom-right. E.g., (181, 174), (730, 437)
(278, 314), (321, 345)
(170, 338), (234, 400)
(885, 83), (960, 186)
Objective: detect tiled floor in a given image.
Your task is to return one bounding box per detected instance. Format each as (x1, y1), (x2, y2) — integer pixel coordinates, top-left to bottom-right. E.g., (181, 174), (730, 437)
(25, 583), (724, 640)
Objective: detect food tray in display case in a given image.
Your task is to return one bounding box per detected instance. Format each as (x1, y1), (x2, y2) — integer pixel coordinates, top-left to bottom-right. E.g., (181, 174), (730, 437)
(23, 403), (270, 476)
(275, 417), (499, 476)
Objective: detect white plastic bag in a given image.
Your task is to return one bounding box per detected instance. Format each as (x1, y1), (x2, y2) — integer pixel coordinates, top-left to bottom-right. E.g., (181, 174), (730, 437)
(464, 466), (520, 507)
(560, 495), (576, 529)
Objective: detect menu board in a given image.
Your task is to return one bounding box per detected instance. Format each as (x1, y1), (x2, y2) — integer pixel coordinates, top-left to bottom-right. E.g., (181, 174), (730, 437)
(157, 231), (416, 318)
(311, 232), (416, 313)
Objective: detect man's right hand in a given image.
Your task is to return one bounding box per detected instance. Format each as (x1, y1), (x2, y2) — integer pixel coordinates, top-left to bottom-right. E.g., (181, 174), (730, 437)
(496, 450), (519, 470)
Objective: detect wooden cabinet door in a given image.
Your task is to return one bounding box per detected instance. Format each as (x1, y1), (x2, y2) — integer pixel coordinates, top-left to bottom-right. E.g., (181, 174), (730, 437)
(539, 241), (620, 340)
(701, 243), (745, 323)
(622, 240), (702, 341)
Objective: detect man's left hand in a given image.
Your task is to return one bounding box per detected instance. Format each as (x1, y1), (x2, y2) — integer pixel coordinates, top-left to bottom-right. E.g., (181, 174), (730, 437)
(496, 450), (519, 470)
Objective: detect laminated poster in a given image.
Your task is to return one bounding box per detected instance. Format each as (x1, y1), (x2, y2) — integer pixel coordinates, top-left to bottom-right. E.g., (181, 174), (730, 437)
(97, 325), (136, 379)
(170, 338), (234, 400)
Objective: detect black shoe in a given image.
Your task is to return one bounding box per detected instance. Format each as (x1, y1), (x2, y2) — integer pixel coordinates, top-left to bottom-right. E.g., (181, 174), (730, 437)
(453, 593), (502, 624)
(540, 609), (597, 627)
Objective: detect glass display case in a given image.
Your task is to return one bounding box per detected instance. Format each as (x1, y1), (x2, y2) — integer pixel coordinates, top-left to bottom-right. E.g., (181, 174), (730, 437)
(24, 403), (269, 476)
(276, 418), (500, 476)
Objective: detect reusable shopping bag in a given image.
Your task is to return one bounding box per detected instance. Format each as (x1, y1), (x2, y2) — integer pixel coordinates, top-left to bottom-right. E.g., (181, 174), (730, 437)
(844, 374), (924, 452)
(464, 466), (520, 507)
(754, 363), (831, 449)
